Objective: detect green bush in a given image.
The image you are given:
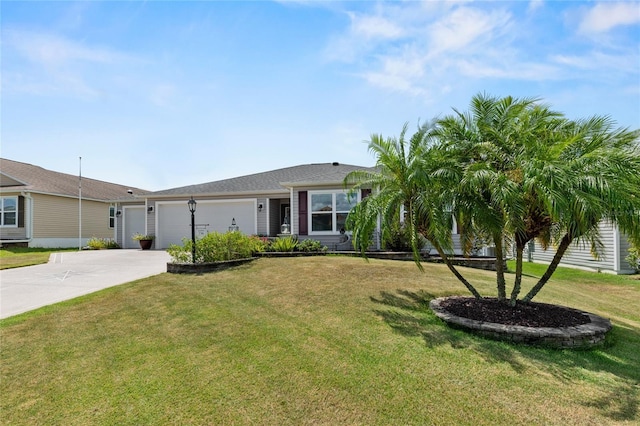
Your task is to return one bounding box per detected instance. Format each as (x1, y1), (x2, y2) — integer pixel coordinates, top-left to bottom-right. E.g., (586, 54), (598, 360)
(382, 221), (422, 252)
(269, 236), (298, 252)
(297, 239), (327, 252)
(167, 232), (266, 263)
(87, 237), (120, 250)
(627, 243), (640, 273)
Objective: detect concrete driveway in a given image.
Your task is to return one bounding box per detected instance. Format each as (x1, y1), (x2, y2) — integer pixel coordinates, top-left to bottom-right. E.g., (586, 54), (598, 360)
(0, 249), (171, 319)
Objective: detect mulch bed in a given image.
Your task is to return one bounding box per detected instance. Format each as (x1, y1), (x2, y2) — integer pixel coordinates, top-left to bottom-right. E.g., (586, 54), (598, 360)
(438, 297), (590, 328)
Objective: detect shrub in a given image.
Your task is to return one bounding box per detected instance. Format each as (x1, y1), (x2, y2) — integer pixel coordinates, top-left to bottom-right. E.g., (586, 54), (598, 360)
(269, 236), (298, 252)
(297, 239), (327, 252)
(382, 221), (422, 252)
(167, 231), (264, 263)
(87, 237), (120, 250)
(627, 243), (640, 273)
(132, 234), (155, 241)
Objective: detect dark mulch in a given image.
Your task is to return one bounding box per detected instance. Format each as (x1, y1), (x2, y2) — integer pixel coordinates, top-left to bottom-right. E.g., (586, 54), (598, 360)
(439, 297), (590, 328)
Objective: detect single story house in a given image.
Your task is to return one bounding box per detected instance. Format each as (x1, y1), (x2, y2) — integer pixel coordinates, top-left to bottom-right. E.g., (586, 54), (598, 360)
(0, 158), (149, 248)
(2, 158), (635, 274)
(129, 162), (377, 250)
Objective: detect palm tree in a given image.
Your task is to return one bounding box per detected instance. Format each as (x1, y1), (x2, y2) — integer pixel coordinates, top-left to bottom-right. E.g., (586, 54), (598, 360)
(347, 93), (640, 306)
(437, 94), (640, 304)
(344, 121), (483, 299)
(521, 115), (640, 301)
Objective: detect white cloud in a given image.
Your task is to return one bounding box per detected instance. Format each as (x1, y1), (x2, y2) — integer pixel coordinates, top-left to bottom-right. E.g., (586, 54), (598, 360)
(552, 49), (638, 73)
(324, 1), (637, 111)
(528, 0), (544, 14)
(427, 7), (512, 56)
(578, 2), (640, 34)
(5, 29), (122, 68)
(457, 59), (560, 81)
(348, 12), (405, 40)
(360, 49), (427, 95)
(2, 28), (142, 99)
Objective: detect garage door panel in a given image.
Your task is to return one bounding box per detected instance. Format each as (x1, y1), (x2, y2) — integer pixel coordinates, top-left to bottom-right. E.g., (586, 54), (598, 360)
(123, 207), (145, 249)
(157, 201), (255, 249)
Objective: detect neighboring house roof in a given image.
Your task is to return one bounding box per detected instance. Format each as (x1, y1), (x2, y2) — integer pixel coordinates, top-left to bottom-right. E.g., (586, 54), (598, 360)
(0, 158), (149, 201)
(150, 162), (377, 197)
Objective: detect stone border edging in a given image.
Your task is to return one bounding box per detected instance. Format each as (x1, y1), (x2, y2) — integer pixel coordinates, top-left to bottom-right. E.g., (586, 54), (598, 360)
(429, 296), (612, 349)
(167, 257), (257, 274)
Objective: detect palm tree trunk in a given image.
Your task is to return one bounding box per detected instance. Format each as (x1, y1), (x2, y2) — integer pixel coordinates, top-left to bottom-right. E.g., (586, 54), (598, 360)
(509, 242), (525, 306)
(432, 242), (483, 299)
(494, 234), (506, 301)
(522, 234), (572, 302)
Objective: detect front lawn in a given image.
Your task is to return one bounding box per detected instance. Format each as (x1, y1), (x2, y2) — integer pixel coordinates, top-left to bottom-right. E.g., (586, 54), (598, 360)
(1, 257), (638, 425)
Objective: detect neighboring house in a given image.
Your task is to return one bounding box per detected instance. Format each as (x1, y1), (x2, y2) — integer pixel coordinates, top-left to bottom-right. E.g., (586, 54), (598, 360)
(142, 162), (377, 250)
(0, 158), (149, 248)
(529, 222), (636, 275)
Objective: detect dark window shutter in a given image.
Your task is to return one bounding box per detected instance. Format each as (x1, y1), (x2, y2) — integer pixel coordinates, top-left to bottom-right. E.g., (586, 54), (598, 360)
(18, 196), (25, 228)
(298, 191), (308, 236)
(361, 189), (372, 199)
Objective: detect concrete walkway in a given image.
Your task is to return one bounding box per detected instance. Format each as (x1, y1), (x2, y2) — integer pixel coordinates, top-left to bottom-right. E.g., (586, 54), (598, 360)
(0, 250), (170, 319)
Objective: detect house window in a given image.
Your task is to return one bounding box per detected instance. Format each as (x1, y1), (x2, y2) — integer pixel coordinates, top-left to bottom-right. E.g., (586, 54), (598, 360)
(109, 206), (116, 228)
(0, 197), (18, 227)
(310, 191), (358, 233)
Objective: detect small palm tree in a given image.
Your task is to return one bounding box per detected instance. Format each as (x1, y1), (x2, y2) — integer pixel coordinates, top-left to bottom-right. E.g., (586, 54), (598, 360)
(345, 121), (483, 298)
(346, 93), (640, 305)
(438, 94), (640, 304)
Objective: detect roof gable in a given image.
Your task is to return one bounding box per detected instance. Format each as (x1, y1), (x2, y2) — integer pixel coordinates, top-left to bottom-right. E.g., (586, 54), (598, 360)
(0, 158), (149, 201)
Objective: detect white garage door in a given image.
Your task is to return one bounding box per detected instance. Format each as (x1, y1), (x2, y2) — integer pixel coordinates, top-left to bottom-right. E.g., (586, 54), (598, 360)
(123, 207), (145, 249)
(156, 200), (256, 249)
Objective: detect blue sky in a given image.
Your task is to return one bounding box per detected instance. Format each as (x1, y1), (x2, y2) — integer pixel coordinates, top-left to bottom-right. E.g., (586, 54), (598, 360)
(2, 1), (639, 191)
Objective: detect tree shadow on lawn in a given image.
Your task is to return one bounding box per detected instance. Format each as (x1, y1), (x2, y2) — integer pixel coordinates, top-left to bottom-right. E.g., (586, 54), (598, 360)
(371, 289), (640, 422)
(371, 290), (477, 351)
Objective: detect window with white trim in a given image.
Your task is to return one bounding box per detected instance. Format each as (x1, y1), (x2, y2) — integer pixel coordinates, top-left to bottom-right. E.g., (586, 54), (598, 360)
(0, 197), (18, 227)
(109, 206), (116, 228)
(309, 191), (358, 233)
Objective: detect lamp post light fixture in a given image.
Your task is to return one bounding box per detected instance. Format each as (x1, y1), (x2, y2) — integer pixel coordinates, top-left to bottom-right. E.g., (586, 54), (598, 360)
(187, 197), (197, 263)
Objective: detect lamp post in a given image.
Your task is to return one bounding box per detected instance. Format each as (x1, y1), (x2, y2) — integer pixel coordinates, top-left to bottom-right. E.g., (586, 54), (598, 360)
(188, 197), (197, 263)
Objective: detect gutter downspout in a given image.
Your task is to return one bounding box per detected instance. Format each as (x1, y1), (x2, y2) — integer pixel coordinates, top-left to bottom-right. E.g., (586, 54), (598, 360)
(21, 191), (34, 242)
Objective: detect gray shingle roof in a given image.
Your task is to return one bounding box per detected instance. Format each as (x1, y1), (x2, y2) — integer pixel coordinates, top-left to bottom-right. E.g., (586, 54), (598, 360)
(0, 158), (150, 201)
(151, 163), (376, 196)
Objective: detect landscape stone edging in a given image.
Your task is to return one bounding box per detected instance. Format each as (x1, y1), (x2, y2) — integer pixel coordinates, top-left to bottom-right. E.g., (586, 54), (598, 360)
(167, 257), (257, 274)
(429, 296), (612, 349)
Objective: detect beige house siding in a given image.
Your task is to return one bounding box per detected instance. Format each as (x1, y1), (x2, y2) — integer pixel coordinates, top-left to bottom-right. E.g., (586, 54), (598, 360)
(32, 193), (113, 239)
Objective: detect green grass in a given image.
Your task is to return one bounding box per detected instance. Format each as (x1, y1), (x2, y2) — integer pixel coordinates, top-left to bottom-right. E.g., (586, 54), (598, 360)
(0, 247), (78, 270)
(1, 257), (639, 425)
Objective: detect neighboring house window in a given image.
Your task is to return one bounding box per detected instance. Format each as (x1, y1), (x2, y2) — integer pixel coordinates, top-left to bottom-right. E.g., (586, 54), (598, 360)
(109, 206), (116, 228)
(309, 191), (358, 233)
(0, 197), (17, 227)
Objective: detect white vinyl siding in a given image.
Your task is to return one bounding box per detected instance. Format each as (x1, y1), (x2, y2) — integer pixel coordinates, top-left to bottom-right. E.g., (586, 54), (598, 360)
(155, 199), (256, 249)
(530, 221), (623, 273)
